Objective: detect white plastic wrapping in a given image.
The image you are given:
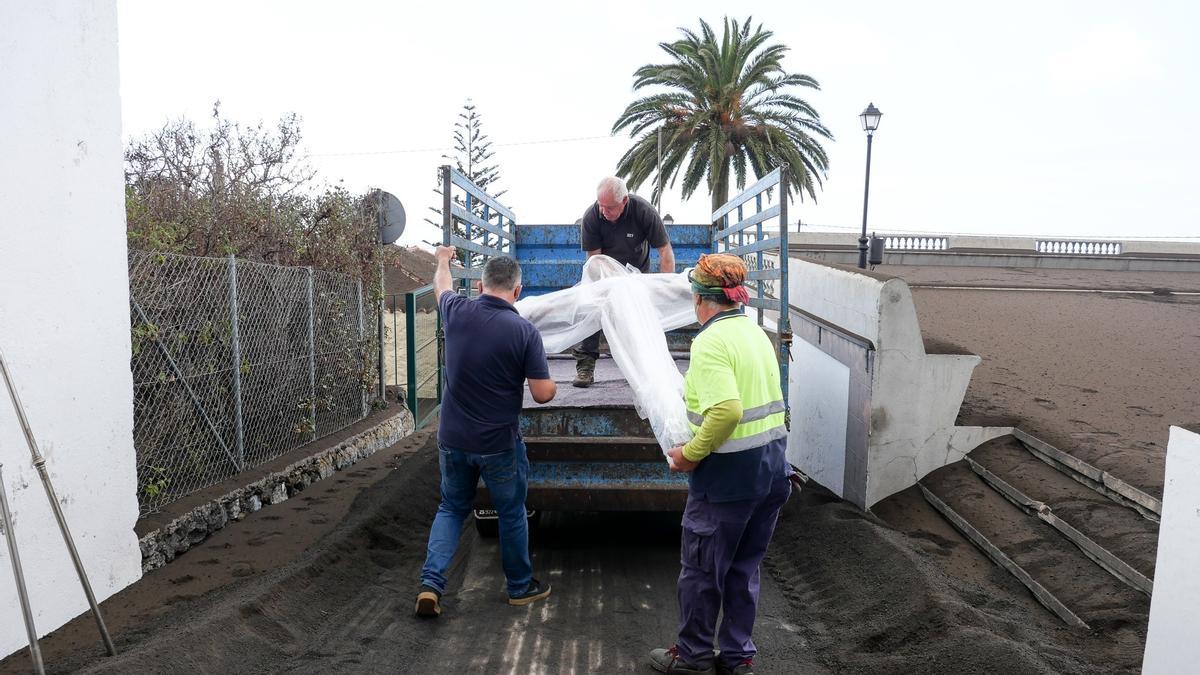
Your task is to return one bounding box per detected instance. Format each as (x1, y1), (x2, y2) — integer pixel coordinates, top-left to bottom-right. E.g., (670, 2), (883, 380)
(515, 256), (695, 452)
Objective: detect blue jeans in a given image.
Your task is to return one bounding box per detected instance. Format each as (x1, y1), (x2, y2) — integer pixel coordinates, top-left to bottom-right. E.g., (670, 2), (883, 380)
(420, 440), (533, 597)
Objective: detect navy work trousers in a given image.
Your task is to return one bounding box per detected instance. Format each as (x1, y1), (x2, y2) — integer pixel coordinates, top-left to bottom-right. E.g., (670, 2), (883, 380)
(675, 475), (792, 669)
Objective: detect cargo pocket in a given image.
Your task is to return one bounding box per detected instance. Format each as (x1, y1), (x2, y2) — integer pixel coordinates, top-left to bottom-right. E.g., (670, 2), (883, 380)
(681, 520), (717, 573)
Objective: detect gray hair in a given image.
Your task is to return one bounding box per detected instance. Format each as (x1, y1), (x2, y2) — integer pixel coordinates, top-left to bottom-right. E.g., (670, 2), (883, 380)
(482, 255), (522, 291)
(698, 293), (737, 308)
(597, 176), (629, 202)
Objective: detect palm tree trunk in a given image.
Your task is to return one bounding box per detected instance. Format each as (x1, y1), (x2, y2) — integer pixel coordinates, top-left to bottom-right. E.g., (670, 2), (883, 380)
(710, 164), (731, 251)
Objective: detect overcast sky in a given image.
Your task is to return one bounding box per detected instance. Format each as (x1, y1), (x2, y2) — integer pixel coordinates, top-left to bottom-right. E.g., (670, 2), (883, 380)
(117, 0), (1199, 249)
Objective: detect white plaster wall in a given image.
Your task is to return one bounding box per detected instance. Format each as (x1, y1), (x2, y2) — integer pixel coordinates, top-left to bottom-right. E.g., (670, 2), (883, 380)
(789, 232), (1200, 257)
(1123, 240), (1200, 255)
(1143, 426), (1200, 674)
(787, 232), (858, 247)
(0, 0), (142, 659)
(947, 235), (1037, 251)
(783, 255), (884, 343)
(864, 278), (1007, 506)
(784, 258), (1008, 508)
(787, 340), (850, 494)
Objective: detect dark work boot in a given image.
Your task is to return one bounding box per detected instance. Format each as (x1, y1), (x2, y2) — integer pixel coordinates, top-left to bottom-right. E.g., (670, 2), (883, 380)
(573, 356), (595, 388)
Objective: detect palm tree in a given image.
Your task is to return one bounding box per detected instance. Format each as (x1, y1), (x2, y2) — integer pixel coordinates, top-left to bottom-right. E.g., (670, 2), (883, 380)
(613, 17), (832, 218)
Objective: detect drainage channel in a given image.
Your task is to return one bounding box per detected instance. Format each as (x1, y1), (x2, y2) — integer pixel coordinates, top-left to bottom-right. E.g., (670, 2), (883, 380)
(919, 433), (1155, 629)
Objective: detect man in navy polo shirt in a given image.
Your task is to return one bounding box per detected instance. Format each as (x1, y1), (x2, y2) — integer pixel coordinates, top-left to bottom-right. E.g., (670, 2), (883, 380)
(415, 246), (557, 618)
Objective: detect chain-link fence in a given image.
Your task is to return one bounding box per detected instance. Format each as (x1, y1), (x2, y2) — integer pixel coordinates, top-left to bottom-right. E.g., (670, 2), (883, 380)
(129, 251), (372, 516)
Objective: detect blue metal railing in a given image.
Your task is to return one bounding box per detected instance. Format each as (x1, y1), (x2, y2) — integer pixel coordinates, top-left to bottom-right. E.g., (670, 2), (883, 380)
(441, 165), (516, 295)
(710, 166), (792, 423)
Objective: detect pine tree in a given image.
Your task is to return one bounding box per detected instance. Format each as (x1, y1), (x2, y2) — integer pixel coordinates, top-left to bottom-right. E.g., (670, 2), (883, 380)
(425, 99), (507, 241)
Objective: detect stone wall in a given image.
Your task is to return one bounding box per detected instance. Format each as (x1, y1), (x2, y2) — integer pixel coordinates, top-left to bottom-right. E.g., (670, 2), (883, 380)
(139, 409), (414, 573)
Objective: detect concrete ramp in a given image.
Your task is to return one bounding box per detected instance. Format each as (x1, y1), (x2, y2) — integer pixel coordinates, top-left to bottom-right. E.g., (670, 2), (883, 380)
(782, 257), (1008, 508)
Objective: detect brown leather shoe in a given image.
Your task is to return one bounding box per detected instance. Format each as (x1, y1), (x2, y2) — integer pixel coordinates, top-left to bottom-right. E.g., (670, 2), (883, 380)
(414, 587), (441, 617)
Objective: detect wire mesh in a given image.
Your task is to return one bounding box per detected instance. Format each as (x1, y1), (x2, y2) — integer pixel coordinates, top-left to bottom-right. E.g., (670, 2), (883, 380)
(410, 291), (440, 420)
(128, 251), (370, 516)
(382, 294), (406, 399)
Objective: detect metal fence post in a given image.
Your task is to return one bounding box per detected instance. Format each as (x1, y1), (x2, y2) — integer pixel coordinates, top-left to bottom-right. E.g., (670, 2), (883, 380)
(307, 267), (317, 442)
(356, 279), (366, 418)
(778, 165), (792, 428)
(405, 290), (418, 419)
(377, 258), (385, 403)
(390, 295), (399, 390)
(227, 255), (245, 470)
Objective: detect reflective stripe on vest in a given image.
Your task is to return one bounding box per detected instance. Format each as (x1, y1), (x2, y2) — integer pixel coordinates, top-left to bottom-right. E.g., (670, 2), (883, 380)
(686, 399), (786, 427)
(683, 312), (787, 455)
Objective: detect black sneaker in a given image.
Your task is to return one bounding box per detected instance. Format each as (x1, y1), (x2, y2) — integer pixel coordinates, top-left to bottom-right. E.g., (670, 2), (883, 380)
(649, 645), (715, 674)
(414, 586), (441, 618)
(716, 658), (754, 675)
(508, 578), (552, 606)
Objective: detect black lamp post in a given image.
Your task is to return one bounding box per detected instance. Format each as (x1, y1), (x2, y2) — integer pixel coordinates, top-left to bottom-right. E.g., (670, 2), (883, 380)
(858, 103), (882, 269)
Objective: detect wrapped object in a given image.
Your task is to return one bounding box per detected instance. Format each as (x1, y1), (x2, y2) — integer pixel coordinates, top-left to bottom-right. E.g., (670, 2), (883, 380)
(515, 256), (695, 452)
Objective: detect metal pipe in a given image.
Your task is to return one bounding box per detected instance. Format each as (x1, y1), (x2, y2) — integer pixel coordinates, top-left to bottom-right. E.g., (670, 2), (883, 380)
(376, 190), (386, 401)
(307, 267), (317, 441)
(356, 279), (367, 417)
(778, 165), (793, 430)
(227, 255), (245, 469)
(858, 133), (875, 269)
(0, 349), (117, 656)
(0, 462), (45, 674)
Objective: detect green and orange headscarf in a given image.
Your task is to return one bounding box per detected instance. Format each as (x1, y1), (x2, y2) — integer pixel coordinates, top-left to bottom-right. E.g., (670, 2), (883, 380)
(689, 254), (750, 304)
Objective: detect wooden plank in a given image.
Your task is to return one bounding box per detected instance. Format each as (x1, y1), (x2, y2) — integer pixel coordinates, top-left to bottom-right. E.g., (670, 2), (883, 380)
(450, 205), (513, 241)
(919, 483), (1090, 629)
(965, 456), (1154, 596)
(724, 235), (783, 258)
(1012, 428), (1162, 518)
(712, 168), (782, 222)
(449, 234), (504, 259)
(714, 204), (781, 240)
(449, 169), (516, 221)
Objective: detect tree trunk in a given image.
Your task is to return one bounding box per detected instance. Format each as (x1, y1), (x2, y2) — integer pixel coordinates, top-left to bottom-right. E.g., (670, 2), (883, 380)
(709, 163), (731, 251)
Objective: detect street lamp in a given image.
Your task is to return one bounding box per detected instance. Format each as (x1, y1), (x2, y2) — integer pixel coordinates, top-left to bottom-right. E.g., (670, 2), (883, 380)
(858, 103), (882, 269)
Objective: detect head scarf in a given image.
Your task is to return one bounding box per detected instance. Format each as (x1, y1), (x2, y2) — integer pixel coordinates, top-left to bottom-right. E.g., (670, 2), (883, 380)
(690, 253), (750, 304)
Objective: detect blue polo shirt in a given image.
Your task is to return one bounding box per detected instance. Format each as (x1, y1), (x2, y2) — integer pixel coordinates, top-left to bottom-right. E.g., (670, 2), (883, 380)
(438, 290), (550, 454)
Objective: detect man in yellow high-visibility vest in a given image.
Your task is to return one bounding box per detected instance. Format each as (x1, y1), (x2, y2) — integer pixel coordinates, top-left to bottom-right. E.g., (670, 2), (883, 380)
(650, 254), (791, 675)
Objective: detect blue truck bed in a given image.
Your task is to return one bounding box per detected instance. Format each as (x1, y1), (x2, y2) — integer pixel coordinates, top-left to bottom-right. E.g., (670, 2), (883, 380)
(472, 223), (708, 522)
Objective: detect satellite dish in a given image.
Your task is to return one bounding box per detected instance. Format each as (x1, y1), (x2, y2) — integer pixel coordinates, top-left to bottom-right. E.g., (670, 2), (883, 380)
(370, 189), (406, 244)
